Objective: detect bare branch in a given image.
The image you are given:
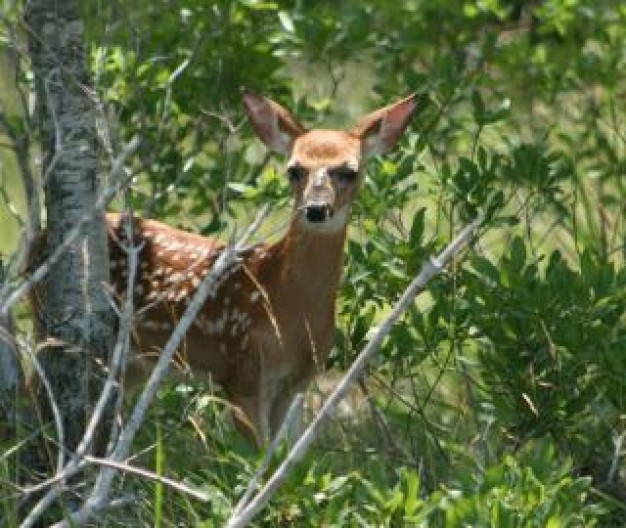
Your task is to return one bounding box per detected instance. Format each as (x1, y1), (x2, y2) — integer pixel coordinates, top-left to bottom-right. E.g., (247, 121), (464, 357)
(83, 455), (210, 503)
(607, 430), (625, 485)
(76, 236), (140, 458)
(225, 217), (482, 528)
(25, 341), (66, 474)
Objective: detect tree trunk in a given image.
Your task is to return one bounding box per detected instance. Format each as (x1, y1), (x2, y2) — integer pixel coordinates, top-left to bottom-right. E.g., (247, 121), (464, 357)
(25, 0), (115, 454)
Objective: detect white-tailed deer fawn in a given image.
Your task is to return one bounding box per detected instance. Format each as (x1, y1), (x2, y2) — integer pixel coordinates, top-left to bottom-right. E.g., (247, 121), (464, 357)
(106, 93), (417, 444)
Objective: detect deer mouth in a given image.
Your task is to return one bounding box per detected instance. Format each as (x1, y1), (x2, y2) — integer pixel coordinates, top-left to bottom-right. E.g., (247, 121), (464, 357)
(298, 205), (350, 234)
(304, 202), (334, 223)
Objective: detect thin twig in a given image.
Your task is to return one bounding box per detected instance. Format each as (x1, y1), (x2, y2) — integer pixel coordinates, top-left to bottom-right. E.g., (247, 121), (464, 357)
(17, 459), (88, 499)
(25, 342), (66, 474)
(225, 217), (481, 528)
(607, 430), (625, 485)
(357, 378), (411, 461)
(103, 214), (141, 455)
(82, 455), (209, 503)
(17, 341), (69, 528)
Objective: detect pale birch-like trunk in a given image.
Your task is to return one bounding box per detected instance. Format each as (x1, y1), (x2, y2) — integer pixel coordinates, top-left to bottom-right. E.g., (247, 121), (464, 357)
(26, 0), (115, 453)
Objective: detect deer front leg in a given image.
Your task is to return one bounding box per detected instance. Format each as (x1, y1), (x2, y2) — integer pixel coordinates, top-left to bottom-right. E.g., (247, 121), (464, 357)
(230, 392), (269, 447)
(269, 391), (303, 442)
(268, 372), (313, 440)
(226, 347), (272, 446)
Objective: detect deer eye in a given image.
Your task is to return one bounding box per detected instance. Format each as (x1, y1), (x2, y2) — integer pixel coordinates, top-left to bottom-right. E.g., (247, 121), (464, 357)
(333, 167), (358, 184)
(287, 165), (305, 184)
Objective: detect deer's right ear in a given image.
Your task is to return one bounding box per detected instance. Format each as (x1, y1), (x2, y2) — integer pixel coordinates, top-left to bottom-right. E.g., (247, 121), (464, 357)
(351, 94), (418, 158)
(243, 93), (306, 156)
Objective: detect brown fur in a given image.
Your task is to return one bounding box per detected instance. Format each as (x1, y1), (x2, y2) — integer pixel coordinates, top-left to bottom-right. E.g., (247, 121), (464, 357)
(105, 93), (417, 444)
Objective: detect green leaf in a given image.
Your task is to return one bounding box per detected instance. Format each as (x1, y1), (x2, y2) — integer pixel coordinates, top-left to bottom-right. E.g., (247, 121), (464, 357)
(278, 11), (295, 33)
(471, 89), (485, 122)
(509, 236), (526, 269)
(409, 207), (426, 246)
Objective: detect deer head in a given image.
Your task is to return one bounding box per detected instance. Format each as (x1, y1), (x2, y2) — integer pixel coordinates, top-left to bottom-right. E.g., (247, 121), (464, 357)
(243, 92), (417, 233)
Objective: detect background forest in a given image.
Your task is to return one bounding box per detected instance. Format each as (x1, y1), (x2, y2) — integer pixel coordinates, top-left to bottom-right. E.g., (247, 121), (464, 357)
(1, 0), (625, 526)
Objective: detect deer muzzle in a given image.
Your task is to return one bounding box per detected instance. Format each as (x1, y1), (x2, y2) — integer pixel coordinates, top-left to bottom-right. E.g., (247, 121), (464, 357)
(305, 201), (333, 222)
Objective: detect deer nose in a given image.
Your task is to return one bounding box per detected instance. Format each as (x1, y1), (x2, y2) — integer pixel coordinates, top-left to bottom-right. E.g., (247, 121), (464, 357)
(305, 202), (332, 223)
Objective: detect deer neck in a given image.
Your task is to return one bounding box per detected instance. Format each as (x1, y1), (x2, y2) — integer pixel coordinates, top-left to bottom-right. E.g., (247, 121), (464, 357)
(272, 216), (348, 313)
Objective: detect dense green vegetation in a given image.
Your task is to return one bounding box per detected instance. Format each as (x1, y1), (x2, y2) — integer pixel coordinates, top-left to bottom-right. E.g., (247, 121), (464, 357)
(1, 0), (625, 525)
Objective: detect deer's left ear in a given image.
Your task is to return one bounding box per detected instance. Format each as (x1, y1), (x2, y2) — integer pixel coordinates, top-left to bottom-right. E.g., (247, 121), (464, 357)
(351, 94), (418, 158)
